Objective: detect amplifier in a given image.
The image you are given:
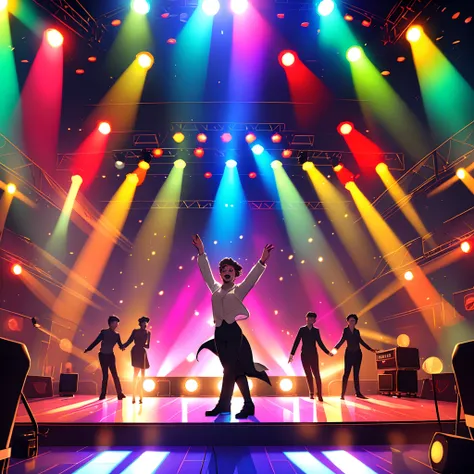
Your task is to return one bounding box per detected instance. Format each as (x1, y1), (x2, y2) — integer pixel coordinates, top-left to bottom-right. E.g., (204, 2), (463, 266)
(378, 370), (418, 394)
(376, 347), (420, 370)
(23, 376), (53, 399)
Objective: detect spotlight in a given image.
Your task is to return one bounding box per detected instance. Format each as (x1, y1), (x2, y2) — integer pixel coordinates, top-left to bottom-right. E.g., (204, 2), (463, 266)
(136, 52), (154, 70)
(397, 334), (410, 347)
(404, 270), (414, 281)
(114, 152), (126, 170)
(197, 133), (207, 143)
(45, 29), (64, 48)
(456, 168), (467, 180)
(460, 241), (471, 253)
(6, 183), (16, 194)
(331, 348), (338, 355)
(282, 149), (292, 158)
(226, 159), (237, 168)
(221, 133), (232, 143)
(202, 0), (220, 16)
(12, 264), (22, 276)
(331, 154), (343, 171)
(251, 144), (264, 155)
(337, 121), (354, 135)
(429, 432), (474, 473)
(204, 172), (212, 179)
(98, 121), (111, 135)
(271, 160), (282, 169)
(185, 378), (198, 393)
(230, 0), (248, 15)
(278, 50), (296, 68)
(317, 0), (335, 17)
(173, 132), (185, 143)
(271, 133), (282, 144)
(0, 0), (8, 12)
(194, 147), (205, 158)
(71, 175), (83, 185)
(279, 378), (293, 392)
(249, 172), (257, 179)
(406, 25), (423, 43)
(346, 46), (362, 62)
(143, 379), (156, 393)
(126, 173), (139, 184)
(152, 148), (163, 158)
(115, 160), (125, 170)
(302, 161), (314, 171)
(298, 151), (309, 166)
(174, 159), (187, 169)
(131, 0), (150, 14)
(138, 149), (152, 170)
(245, 133), (257, 144)
(375, 162), (388, 174)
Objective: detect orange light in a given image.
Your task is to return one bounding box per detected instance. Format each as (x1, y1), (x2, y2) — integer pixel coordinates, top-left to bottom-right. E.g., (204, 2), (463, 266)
(338, 122), (354, 135)
(344, 14), (353, 21)
(245, 133), (257, 143)
(460, 241), (471, 253)
(196, 133), (207, 143)
(406, 26), (423, 43)
(173, 132), (185, 143)
(6, 183), (16, 194)
(194, 147), (204, 158)
(98, 122), (111, 135)
(152, 148), (163, 157)
(76, 69), (85, 75)
(12, 264), (23, 276)
(45, 29), (64, 48)
(88, 56), (97, 62)
(281, 149), (292, 158)
(111, 19), (122, 26)
(271, 133), (282, 144)
(333, 164), (344, 172)
(138, 161), (150, 170)
(136, 52), (154, 70)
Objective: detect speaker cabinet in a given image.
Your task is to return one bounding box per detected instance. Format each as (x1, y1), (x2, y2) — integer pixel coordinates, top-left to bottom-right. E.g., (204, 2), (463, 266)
(378, 370), (418, 395)
(59, 373), (79, 396)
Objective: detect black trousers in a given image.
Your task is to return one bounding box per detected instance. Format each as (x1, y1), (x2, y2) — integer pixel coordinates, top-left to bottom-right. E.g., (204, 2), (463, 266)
(342, 349), (363, 396)
(301, 352), (322, 396)
(99, 352), (123, 396)
(215, 322), (251, 407)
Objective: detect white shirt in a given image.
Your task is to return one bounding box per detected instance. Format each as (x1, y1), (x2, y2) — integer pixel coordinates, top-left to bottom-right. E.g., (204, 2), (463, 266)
(198, 253), (266, 327)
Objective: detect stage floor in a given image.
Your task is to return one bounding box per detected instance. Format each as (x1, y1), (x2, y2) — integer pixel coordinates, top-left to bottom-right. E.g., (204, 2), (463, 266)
(16, 394), (457, 424)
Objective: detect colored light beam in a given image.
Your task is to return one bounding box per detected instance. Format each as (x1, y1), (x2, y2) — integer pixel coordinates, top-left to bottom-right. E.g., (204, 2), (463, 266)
(122, 165), (185, 320)
(172, 2), (213, 100)
(457, 167), (474, 194)
(323, 450), (377, 474)
(409, 31), (474, 141)
(341, 127), (386, 170)
(73, 451), (132, 474)
(250, 149), (279, 200)
(9, 0), (42, 32)
(121, 451), (169, 474)
(21, 30), (63, 174)
(304, 165), (375, 280)
(284, 452), (334, 474)
(52, 176), (138, 326)
(428, 161), (474, 197)
(0, 185), (14, 237)
(0, 6), (20, 137)
(375, 163), (430, 237)
(346, 182), (458, 334)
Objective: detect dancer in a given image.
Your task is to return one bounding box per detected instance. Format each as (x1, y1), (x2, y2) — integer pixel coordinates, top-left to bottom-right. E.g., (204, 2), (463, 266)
(333, 314), (377, 400)
(84, 315), (126, 400)
(193, 234), (274, 419)
(123, 316), (151, 404)
(288, 312), (332, 401)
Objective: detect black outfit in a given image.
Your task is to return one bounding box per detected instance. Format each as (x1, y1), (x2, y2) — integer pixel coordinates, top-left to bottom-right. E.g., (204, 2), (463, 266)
(335, 327), (373, 397)
(123, 329), (150, 369)
(86, 328), (124, 398)
(291, 326), (330, 397)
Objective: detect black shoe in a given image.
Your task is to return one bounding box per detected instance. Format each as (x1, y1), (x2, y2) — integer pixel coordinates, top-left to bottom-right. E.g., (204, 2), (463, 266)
(118, 393), (126, 400)
(235, 402), (255, 419)
(356, 393), (368, 399)
(139, 398), (143, 404)
(309, 394), (314, 400)
(318, 396), (324, 402)
(340, 395), (345, 400)
(99, 394), (106, 400)
(205, 405), (231, 416)
(132, 398), (136, 404)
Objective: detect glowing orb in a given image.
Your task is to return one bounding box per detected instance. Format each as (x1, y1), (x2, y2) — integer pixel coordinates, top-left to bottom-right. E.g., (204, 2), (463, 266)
(317, 0), (335, 17)
(186, 353), (195, 362)
(245, 133), (257, 144)
(404, 270), (414, 281)
(71, 175), (83, 185)
(197, 133), (207, 143)
(460, 241), (471, 253)
(202, 0), (220, 16)
(6, 183), (16, 194)
(230, 0), (248, 15)
(59, 338), (73, 353)
(0, 0), (8, 12)
(136, 52), (154, 70)
(346, 46), (362, 62)
(406, 26), (423, 43)
(338, 122), (354, 135)
(45, 29), (64, 48)
(279, 378), (293, 392)
(226, 159), (237, 168)
(12, 264), (22, 276)
(331, 348), (338, 355)
(271, 160), (282, 169)
(430, 440), (444, 464)
(279, 51), (296, 67)
(456, 168), (467, 180)
(173, 132), (185, 143)
(185, 378), (198, 393)
(302, 161), (314, 171)
(174, 159), (186, 169)
(131, 0), (151, 15)
(126, 173), (139, 184)
(282, 149), (292, 158)
(143, 379), (156, 392)
(397, 334), (410, 348)
(422, 356), (443, 375)
(115, 160), (125, 170)
(98, 122), (111, 135)
(251, 144), (264, 155)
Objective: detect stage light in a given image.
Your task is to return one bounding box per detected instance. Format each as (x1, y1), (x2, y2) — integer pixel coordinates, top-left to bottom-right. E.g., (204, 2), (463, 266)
(152, 148), (163, 158)
(245, 133), (257, 144)
(331, 155), (343, 171)
(12, 264), (22, 276)
(375, 162), (388, 174)
(71, 175), (83, 185)
(460, 241), (471, 253)
(271, 133), (282, 144)
(138, 149), (152, 170)
(431, 440), (444, 464)
(138, 161), (150, 170)
(271, 160), (282, 169)
(429, 432), (474, 473)
(251, 144), (264, 155)
(337, 122), (354, 135)
(204, 172), (212, 179)
(202, 0), (220, 16)
(298, 151), (309, 166)
(404, 270), (414, 281)
(173, 132), (185, 143)
(194, 147), (204, 158)
(344, 177), (355, 189)
(226, 159), (237, 168)
(131, 0), (150, 15)
(346, 46), (362, 62)
(98, 121), (111, 135)
(230, 0), (248, 15)
(397, 334), (410, 348)
(6, 183), (16, 194)
(185, 379), (198, 393)
(279, 50), (296, 67)
(143, 379), (156, 393)
(331, 348), (338, 355)
(249, 172), (257, 179)
(282, 149), (292, 158)
(422, 356), (443, 374)
(136, 52), (154, 70)
(456, 168), (467, 180)
(197, 133), (207, 143)
(45, 29), (64, 48)
(126, 173), (139, 184)
(317, 0), (335, 17)
(174, 159), (187, 169)
(406, 25), (423, 43)
(221, 133), (232, 143)
(302, 161), (314, 171)
(279, 378), (293, 392)
(0, 0), (7, 12)
(115, 160), (125, 170)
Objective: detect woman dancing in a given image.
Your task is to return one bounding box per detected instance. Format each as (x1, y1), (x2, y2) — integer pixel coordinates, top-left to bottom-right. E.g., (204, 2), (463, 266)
(123, 316), (151, 404)
(193, 234), (274, 419)
(333, 314), (377, 400)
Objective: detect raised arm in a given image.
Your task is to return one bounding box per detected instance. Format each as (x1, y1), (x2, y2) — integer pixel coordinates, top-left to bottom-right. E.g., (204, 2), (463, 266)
(84, 330), (104, 353)
(193, 234), (220, 293)
(359, 331), (375, 352)
(122, 330), (135, 350)
(145, 331), (151, 349)
(334, 329), (347, 350)
(316, 329), (330, 355)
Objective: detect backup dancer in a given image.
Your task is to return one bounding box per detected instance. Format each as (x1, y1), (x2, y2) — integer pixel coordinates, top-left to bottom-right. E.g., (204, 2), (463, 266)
(123, 316), (151, 404)
(193, 234), (274, 419)
(84, 315), (126, 400)
(289, 312), (332, 401)
(333, 314), (377, 400)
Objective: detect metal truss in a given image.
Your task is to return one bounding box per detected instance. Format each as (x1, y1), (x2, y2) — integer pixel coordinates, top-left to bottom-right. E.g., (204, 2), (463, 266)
(170, 122), (287, 134)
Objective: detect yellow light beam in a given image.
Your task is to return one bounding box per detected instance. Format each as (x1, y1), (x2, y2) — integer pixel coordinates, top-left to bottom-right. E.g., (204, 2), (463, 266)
(458, 169), (474, 194)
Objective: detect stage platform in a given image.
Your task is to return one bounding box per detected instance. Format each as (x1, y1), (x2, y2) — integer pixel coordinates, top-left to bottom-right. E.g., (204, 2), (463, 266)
(14, 395), (462, 447)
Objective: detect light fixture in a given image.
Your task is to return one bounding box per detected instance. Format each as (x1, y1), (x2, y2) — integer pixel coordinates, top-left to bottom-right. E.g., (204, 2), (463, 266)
(317, 0), (335, 17)
(226, 159), (237, 168)
(173, 132), (185, 143)
(279, 378), (293, 392)
(12, 264), (23, 276)
(143, 379), (156, 393)
(251, 144), (264, 155)
(131, 0), (151, 15)
(271, 160), (282, 169)
(6, 183), (16, 194)
(406, 26), (423, 43)
(346, 46), (362, 62)
(45, 29), (64, 48)
(98, 121), (111, 135)
(136, 52), (154, 70)
(202, 0), (220, 17)
(185, 379), (198, 393)
(174, 159), (187, 169)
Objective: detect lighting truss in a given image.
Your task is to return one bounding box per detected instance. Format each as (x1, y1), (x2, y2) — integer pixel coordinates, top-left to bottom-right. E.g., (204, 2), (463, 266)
(170, 122), (286, 133)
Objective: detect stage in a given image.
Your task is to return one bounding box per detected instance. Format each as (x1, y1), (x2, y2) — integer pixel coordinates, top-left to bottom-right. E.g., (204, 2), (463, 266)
(14, 395), (462, 447)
